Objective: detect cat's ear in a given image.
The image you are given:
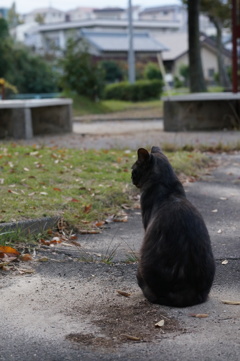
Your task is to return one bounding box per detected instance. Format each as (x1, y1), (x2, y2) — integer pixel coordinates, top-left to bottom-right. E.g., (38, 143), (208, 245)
(151, 146), (162, 154)
(137, 148), (150, 162)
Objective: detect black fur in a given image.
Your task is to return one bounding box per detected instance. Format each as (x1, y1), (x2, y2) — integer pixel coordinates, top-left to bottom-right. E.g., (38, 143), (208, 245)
(131, 146), (215, 307)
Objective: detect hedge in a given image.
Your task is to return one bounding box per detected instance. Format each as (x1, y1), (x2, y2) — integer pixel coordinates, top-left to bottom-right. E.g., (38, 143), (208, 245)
(103, 79), (163, 101)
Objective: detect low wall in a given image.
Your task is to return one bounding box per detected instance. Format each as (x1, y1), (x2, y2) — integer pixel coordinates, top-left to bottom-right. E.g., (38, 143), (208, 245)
(163, 93), (240, 131)
(0, 98), (72, 139)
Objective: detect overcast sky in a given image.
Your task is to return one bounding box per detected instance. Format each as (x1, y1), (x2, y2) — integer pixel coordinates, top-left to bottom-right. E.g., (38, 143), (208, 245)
(0, 0), (181, 14)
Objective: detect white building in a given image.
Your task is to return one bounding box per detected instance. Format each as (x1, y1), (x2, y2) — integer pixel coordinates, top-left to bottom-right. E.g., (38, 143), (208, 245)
(22, 7), (66, 24)
(65, 7), (95, 22)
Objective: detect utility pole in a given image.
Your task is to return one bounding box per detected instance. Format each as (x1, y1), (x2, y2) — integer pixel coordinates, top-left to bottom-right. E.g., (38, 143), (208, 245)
(128, 0), (135, 83)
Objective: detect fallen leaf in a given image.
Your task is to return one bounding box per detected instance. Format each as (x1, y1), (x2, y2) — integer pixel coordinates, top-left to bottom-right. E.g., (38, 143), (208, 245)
(28, 192), (36, 196)
(71, 198), (80, 202)
(18, 269), (35, 274)
(40, 192), (48, 195)
(38, 257), (49, 262)
(221, 260), (228, 265)
(8, 189), (19, 195)
(84, 204), (92, 213)
(51, 236), (62, 244)
(121, 204), (131, 210)
(79, 229), (101, 234)
(40, 238), (50, 245)
(117, 290), (131, 297)
(0, 246), (20, 257)
(23, 167), (29, 171)
(53, 187), (62, 191)
(121, 334), (141, 341)
(95, 221), (105, 227)
(155, 320), (165, 327)
(113, 210), (128, 222)
(189, 313), (209, 318)
(19, 254), (32, 262)
(222, 300), (240, 305)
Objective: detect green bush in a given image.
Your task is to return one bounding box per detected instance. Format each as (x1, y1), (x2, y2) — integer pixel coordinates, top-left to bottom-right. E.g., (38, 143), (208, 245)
(144, 62), (163, 80)
(104, 79), (163, 101)
(100, 60), (124, 83)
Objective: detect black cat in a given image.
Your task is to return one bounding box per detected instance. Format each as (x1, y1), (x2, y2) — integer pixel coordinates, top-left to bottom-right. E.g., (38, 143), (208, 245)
(131, 146), (215, 307)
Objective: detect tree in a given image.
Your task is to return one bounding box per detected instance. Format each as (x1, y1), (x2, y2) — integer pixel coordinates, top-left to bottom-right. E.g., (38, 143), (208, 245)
(0, 18), (13, 78)
(7, 45), (59, 93)
(200, 0), (231, 88)
(59, 37), (105, 100)
(187, 0), (207, 92)
(35, 13), (45, 24)
(7, 2), (20, 29)
(0, 18), (59, 94)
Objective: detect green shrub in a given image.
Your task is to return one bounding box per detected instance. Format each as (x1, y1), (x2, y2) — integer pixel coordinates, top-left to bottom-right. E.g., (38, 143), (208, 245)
(104, 79), (163, 101)
(100, 60), (124, 83)
(144, 62), (163, 80)
(174, 76), (183, 89)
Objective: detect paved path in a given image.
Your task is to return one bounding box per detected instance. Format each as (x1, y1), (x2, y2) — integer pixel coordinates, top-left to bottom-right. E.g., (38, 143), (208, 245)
(10, 119), (240, 150)
(0, 147), (240, 360)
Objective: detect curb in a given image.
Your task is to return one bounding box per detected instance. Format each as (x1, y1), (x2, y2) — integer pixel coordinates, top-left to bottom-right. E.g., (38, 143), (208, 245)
(0, 216), (60, 236)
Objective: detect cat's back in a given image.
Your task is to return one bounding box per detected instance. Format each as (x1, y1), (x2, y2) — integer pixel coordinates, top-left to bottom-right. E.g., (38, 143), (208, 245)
(147, 193), (211, 245)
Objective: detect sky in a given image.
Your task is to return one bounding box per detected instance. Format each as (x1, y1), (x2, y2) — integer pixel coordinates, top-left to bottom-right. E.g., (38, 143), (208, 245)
(0, 0), (181, 14)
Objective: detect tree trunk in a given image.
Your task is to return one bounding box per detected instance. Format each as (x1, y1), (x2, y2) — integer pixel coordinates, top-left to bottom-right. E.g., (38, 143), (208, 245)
(188, 0), (207, 92)
(211, 16), (231, 89)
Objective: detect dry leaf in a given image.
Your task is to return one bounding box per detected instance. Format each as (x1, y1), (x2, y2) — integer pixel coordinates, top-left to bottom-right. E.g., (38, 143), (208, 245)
(222, 300), (240, 305)
(95, 221), (105, 227)
(155, 320), (165, 327)
(190, 313), (209, 318)
(51, 236), (62, 244)
(117, 290), (131, 297)
(71, 198), (80, 202)
(38, 257), (49, 262)
(221, 260), (228, 265)
(19, 254), (32, 262)
(40, 239), (50, 246)
(0, 245), (20, 257)
(18, 269), (35, 274)
(121, 334), (141, 341)
(79, 229), (101, 234)
(53, 187), (62, 192)
(8, 189), (19, 195)
(84, 204), (92, 213)
(113, 211), (128, 222)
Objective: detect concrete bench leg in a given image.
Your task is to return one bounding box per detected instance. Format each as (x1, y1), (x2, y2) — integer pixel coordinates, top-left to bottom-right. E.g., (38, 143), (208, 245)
(12, 108), (33, 139)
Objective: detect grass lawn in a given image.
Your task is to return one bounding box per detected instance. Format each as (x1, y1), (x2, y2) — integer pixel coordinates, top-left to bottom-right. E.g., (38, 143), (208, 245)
(63, 87), (223, 117)
(62, 92), (162, 117)
(0, 144), (210, 244)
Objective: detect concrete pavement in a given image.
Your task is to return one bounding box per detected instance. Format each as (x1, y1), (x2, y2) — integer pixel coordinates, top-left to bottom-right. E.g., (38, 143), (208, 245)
(0, 139), (240, 360)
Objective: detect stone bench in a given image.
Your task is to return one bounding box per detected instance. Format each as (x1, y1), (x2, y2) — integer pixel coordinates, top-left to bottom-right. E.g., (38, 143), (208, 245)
(163, 92), (240, 131)
(0, 98), (72, 139)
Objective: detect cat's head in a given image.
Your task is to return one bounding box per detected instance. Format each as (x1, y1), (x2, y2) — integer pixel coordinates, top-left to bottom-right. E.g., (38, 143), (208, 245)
(131, 146), (177, 189)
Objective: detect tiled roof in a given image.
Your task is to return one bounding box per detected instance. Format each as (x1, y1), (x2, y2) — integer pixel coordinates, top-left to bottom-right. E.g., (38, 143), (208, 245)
(81, 29), (168, 53)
